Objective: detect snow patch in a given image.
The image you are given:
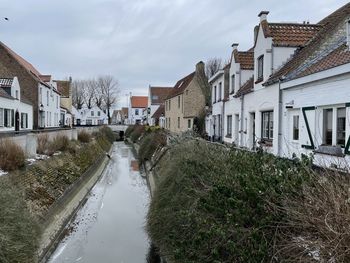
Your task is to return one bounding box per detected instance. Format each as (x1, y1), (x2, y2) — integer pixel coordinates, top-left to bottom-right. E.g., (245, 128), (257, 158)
(0, 169), (8, 176)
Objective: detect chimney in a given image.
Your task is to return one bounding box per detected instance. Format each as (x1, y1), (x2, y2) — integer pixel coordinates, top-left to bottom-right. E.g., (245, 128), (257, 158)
(231, 43), (239, 51)
(258, 11), (269, 22)
(196, 61), (205, 75)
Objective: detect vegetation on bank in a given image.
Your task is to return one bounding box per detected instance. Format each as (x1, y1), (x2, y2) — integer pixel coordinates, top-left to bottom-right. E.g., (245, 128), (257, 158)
(0, 126), (115, 263)
(0, 139), (26, 171)
(146, 138), (350, 262)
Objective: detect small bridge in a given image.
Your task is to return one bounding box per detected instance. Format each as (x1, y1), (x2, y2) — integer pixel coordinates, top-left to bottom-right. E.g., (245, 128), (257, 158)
(108, 125), (128, 141)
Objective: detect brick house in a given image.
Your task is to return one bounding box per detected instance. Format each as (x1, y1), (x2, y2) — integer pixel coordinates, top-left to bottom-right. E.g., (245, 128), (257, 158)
(0, 42), (61, 129)
(165, 61), (209, 133)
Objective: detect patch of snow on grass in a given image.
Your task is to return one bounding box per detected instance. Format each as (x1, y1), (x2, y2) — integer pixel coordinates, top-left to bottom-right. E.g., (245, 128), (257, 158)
(0, 169), (8, 176)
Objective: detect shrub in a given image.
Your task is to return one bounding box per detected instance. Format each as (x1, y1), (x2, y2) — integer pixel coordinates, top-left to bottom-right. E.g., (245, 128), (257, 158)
(0, 139), (25, 171)
(125, 125), (135, 137)
(139, 131), (166, 165)
(130, 125), (145, 143)
(147, 139), (310, 263)
(78, 130), (91, 143)
(37, 133), (49, 154)
(0, 177), (40, 262)
(98, 126), (115, 143)
(49, 135), (70, 153)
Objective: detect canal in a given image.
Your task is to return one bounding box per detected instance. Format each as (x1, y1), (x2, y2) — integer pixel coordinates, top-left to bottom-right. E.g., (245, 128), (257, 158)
(49, 142), (151, 263)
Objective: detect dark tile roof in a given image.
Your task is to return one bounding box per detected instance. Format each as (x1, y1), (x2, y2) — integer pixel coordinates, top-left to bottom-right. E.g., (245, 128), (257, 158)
(0, 78), (13, 87)
(265, 3), (350, 85)
(40, 75), (51, 82)
(121, 107), (128, 117)
(54, 80), (70, 97)
(166, 72), (195, 99)
(262, 21), (321, 47)
(233, 77), (254, 98)
(150, 87), (173, 104)
(0, 87), (14, 99)
(131, 96), (148, 108)
(152, 104), (165, 119)
(233, 51), (254, 70)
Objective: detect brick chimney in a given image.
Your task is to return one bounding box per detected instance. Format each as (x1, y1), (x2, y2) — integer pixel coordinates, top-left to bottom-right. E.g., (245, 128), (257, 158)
(258, 11), (269, 22)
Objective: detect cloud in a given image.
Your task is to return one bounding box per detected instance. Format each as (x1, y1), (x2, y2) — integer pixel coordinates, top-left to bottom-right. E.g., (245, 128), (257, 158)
(1, 0), (348, 107)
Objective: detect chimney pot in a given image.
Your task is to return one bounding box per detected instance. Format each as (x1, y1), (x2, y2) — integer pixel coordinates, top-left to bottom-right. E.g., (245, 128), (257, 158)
(258, 11), (269, 22)
(231, 43), (239, 50)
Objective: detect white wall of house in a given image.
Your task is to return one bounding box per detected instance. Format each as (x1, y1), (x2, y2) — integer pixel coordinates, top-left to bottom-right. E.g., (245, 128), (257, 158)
(128, 107), (144, 124)
(209, 71), (225, 140)
(38, 83), (61, 128)
(0, 77), (33, 132)
(73, 106), (108, 126)
(280, 68), (350, 168)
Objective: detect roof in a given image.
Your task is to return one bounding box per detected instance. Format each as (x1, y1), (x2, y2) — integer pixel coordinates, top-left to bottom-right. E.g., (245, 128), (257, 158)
(150, 86), (173, 104)
(234, 77), (254, 98)
(265, 3), (350, 85)
(131, 96), (148, 108)
(121, 107), (128, 117)
(166, 72), (195, 99)
(40, 75), (51, 82)
(260, 21), (321, 47)
(0, 87), (14, 99)
(152, 104), (165, 119)
(233, 51), (254, 70)
(54, 80), (70, 97)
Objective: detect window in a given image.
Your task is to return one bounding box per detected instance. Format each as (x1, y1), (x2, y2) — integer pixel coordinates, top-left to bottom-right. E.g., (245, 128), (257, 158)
(135, 109), (139, 115)
(257, 55), (264, 81)
(39, 87), (42, 104)
(218, 82), (222, 101)
(234, 114), (239, 141)
(178, 96), (181, 108)
(188, 119), (191, 129)
(231, 75), (235, 93)
(337, 108), (346, 147)
(186, 90), (189, 95)
(0, 108), (3, 127)
(91, 111), (94, 116)
(15, 90), (18, 99)
(47, 91), (49, 106)
(86, 119), (92, 125)
(293, 115), (299, 140)
(169, 117), (171, 129)
(98, 111), (101, 117)
(169, 100), (171, 111)
(347, 20), (350, 47)
(262, 111), (273, 140)
(152, 95), (158, 100)
(4, 109), (12, 127)
(323, 109), (333, 145)
(177, 117), (180, 129)
(214, 86), (217, 102)
(227, 115), (232, 136)
(56, 96), (59, 109)
(21, 113), (28, 129)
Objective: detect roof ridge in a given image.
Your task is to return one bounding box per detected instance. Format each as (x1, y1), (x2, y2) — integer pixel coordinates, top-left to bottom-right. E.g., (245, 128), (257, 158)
(268, 22), (320, 26)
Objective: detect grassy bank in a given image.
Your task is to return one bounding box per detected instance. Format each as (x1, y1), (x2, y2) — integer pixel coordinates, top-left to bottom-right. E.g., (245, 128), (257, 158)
(146, 138), (350, 262)
(0, 126), (115, 262)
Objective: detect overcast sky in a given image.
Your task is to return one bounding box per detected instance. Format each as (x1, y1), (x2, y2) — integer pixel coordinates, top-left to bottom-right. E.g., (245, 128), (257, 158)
(1, 0), (348, 107)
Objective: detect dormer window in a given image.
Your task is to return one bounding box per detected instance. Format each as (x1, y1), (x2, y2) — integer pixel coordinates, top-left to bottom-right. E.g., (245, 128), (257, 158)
(347, 20), (350, 48)
(231, 75), (235, 94)
(257, 55), (264, 82)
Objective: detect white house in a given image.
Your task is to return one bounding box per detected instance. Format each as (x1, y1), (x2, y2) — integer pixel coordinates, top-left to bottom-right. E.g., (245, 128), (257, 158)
(0, 77), (33, 132)
(208, 64), (230, 142)
(261, 3), (350, 169)
(71, 106), (108, 126)
(128, 96), (148, 125)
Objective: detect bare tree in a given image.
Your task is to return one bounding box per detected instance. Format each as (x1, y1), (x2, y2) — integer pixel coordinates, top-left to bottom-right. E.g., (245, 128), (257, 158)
(205, 57), (222, 78)
(83, 79), (97, 109)
(72, 80), (84, 109)
(96, 75), (120, 124)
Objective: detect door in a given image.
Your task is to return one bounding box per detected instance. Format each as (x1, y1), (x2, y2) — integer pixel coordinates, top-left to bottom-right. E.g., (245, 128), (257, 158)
(15, 111), (20, 131)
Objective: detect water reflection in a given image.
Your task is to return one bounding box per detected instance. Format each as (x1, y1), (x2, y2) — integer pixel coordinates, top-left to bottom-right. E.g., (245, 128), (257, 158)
(49, 142), (150, 263)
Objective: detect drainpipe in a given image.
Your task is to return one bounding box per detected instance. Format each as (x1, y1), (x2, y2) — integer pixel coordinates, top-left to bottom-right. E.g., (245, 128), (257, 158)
(240, 95), (244, 147)
(222, 99), (225, 143)
(277, 78), (284, 157)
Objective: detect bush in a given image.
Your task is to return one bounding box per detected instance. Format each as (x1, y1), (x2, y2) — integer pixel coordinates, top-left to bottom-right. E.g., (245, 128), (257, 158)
(49, 135), (70, 153)
(130, 125), (145, 142)
(147, 139), (310, 263)
(98, 126), (115, 143)
(125, 125), (135, 137)
(139, 131), (166, 165)
(0, 139), (25, 171)
(78, 130), (91, 143)
(37, 133), (49, 154)
(0, 177), (40, 262)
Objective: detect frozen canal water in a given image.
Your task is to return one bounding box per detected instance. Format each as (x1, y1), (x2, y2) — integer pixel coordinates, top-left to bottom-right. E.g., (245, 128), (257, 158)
(49, 142), (150, 263)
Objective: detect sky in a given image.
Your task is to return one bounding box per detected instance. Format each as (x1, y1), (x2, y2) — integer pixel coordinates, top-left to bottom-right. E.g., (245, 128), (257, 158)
(1, 0), (348, 107)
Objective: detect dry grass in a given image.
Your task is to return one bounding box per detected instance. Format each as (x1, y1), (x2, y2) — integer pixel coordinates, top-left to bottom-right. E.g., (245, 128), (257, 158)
(37, 133), (49, 154)
(78, 130), (91, 143)
(0, 139), (25, 171)
(37, 134), (70, 155)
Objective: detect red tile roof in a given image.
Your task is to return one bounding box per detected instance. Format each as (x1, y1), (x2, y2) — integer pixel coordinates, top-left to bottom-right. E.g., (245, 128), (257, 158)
(54, 80), (70, 97)
(261, 22), (321, 47)
(265, 3), (350, 85)
(233, 51), (254, 70)
(150, 86), (173, 104)
(166, 72), (195, 99)
(131, 96), (148, 108)
(234, 77), (254, 98)
(152, 104), (165, 119)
